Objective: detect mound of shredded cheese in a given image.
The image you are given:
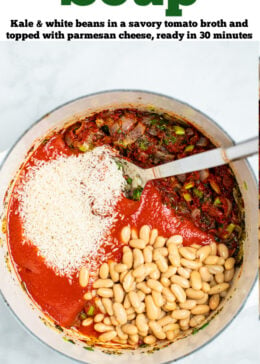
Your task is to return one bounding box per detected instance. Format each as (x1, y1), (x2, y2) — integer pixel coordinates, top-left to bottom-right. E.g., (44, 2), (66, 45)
(17, 146), (126, 278)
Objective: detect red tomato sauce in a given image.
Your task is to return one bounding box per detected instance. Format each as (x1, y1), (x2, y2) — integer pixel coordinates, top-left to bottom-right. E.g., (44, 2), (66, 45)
(6, 110), (240, 339)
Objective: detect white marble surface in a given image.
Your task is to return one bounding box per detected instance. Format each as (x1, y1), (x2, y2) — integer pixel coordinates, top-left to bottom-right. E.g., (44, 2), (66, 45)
(0, 42), (259, 363)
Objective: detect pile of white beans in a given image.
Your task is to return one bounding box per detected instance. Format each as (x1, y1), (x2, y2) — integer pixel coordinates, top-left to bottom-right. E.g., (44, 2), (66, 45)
(79, 225), (235, 346)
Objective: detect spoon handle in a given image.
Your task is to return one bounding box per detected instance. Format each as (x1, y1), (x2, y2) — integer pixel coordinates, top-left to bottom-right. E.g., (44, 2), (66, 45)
(150, 137), (258, 179)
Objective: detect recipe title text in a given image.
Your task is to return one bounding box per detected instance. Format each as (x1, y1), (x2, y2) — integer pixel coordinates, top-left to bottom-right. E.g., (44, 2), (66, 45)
(61, 0), (197, 17)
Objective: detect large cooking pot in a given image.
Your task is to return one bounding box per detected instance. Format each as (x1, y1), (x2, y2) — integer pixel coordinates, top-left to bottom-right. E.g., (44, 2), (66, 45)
(0, 90), (257, 363)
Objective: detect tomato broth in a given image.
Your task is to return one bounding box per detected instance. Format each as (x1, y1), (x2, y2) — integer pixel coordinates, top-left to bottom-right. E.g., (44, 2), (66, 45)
(6, 108), (244, 339)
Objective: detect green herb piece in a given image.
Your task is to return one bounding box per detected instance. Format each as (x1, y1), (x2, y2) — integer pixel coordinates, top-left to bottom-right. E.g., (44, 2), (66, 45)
(193, 188), (203, 199)
(243, 181), (248, 190)
(184, 181), (195, 189)
(139, 343), (148, 348)
(183, 192), (192, 202)
(150, 119), (158, 125)
(139, 140), (149, 151)
(117, 128), (122, 134)
(87, 305), (95, 316)
(55, 324), (63, 332)
(126, 177), (133, 185)
(156, 124), (167, 131)
(80, 312), (87, 320)
(192, 328), (199, 335)
(78, 144), (91, 152)
(42, 138), (49, 145)
(200, 322), (209, 330)
(174, 125), (185, 135)
(115, 160), (123, 170)
(192, 322), (209, 335)
(63, 337), (75, 344)
(133, 186), (143, 201)
(185, 145), (194, 152)
(226, 223), (235, 234)
(163, 136), (176, 145)
(84, 346), (94, 351)
(214, 197), (221, 206)
(150, 119), (167, 131)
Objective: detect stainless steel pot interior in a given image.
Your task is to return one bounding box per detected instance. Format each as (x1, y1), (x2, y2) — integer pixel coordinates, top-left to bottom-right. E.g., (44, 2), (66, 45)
(0, 90), (257, 364)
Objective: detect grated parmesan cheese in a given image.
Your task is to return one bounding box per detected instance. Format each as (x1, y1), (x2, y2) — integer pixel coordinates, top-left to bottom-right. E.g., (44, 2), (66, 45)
(16, 146), (126, 278)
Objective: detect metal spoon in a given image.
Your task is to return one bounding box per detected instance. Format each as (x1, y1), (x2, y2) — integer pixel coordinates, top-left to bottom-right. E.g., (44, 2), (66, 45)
(117, 136), (258, 193)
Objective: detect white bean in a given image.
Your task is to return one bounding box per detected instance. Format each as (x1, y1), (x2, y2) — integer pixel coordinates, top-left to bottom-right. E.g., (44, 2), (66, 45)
(82, 318), (93, 327)
(97, 288), (113, 298)
(225, 257), (235, 270)
(149, 229), (158, 245)
(99, 330), (117, 342)
(139, 225), (150, 244)
(143, 335), (156, 345)
(171, 275), (190, 289)
(136, 282), (151, 294)
(186, 288), (204, 300)
(171, 310), (190, 320)
(171, 284), (186, 303)
(208, 283), (229, 295)
(209, 294), (220, 310)
(152, 290), (165, 307)
(129, 239), (146, 249)
(210, 242), (217, 256)
(179, 247), (196, 260)
(95, 323), (114, 332)
(145, 295), (159, 320)
(215, 272), (224, 284)
(191, 304), (210, 315)
(217, 244), (229, 259)
(177, 267), (191, 279)
(224, 268), (235, 282)
(147, 279), (163, 292)
(114, 264), (128, 273)
(149, 321), (166, 340)
(121, 226), (131, 244)
(109, 261), (119, 282)
(156, 255), (168, 273)
(99, 263), (109, 279)
(123, 247), (133, 269)
(143, 246), (153, 263)
(93, 279), (113, 289)
(199, 266), (212, 282)
(179, 300), (197, 310)
(136, 313), (149, 333)
(122, 324), (138, 335)
(123, 271), (134, 292)
(181, 258), (201, 270)
(190, 271), (202, 291)
(129, 291), (141, 309)
(189, 315), (205, 328)
(207, 265), (224, 274)
(113, 284), (125, 303)
(197, 245), (211, 262)
(162, 287), (176, 303)
(204, 256), (219, 265)
(102, 298), (113, 315)
(113, 302), (127, 325)
(167, 235), (183, 245)
(154, 236), (166, 248)
(79, 267), (89, 288)
(94, 313), (104, 323)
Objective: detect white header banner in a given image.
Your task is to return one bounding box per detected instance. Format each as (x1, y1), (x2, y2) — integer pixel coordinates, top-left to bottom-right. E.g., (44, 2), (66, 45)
(0, 0), (260, 41)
